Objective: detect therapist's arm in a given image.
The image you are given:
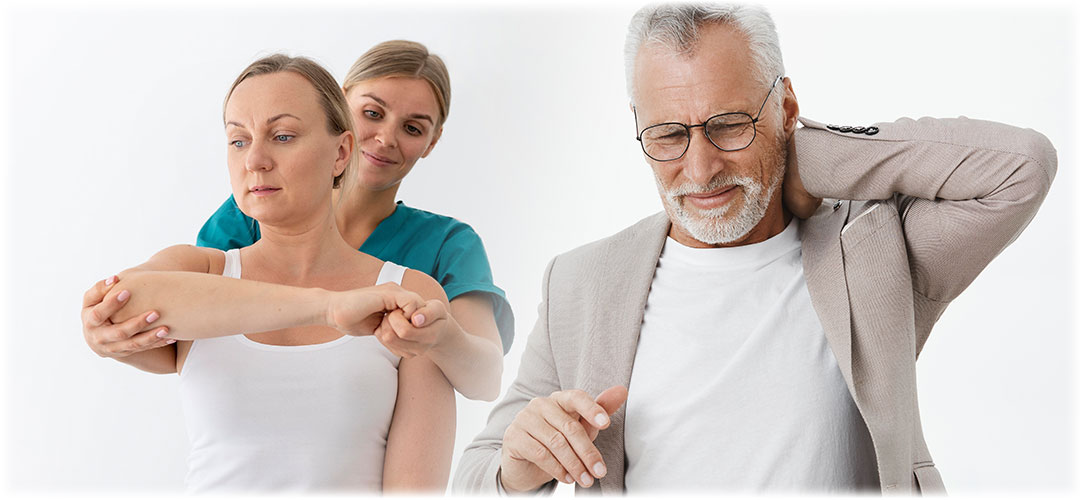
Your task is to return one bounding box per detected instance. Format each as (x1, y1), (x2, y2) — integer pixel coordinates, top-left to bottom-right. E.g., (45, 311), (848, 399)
(374, 277), (504, 402)
(435, 295), (504, 401)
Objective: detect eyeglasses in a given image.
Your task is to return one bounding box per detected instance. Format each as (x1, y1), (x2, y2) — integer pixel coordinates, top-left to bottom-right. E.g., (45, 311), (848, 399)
(634, 75), (783, 162)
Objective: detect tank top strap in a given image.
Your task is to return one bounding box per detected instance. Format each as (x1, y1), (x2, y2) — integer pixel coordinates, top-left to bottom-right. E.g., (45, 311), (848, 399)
(222, 248), (242, 279)
(375, 261), (408, 286)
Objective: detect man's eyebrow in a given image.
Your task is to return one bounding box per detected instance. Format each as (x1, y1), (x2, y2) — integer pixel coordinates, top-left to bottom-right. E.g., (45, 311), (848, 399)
(225, 113), (302, 129)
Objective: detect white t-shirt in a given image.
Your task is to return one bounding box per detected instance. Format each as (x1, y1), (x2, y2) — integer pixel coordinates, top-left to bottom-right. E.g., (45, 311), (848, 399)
(624, 219), (879, 493)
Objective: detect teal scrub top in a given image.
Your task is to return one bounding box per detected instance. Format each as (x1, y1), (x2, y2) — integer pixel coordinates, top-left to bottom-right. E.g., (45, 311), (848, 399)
(196, 195), (515, 354)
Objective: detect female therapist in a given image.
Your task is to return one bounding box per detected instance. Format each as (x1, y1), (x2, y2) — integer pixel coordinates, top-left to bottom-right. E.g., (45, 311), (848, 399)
(83, 41), (511, 401)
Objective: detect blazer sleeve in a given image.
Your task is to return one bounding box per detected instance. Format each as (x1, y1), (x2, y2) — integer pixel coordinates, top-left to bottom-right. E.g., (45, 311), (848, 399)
(452, 257), (562, 495)
(795, 116), (1057, 305)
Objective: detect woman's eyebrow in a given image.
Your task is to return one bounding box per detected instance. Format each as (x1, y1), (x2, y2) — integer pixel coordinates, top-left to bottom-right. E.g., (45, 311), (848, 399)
(361, 93), (432, 124)
(225, 113), (302, 129)
(267, 113), (301, 124)
(361, 93), (387, 107)
(408, 113), (434, 124)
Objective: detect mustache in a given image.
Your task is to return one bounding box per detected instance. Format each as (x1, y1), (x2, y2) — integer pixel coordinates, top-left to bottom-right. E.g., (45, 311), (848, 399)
(666, 174), (758, 197)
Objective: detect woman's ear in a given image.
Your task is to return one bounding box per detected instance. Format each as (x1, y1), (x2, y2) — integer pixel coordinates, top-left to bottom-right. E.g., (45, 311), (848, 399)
(333, 130), (355, 178)
(420, 126), (443, 159)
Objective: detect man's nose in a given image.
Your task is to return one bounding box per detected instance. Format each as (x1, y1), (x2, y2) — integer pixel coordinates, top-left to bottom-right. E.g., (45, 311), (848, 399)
(681, 128), (723, 185)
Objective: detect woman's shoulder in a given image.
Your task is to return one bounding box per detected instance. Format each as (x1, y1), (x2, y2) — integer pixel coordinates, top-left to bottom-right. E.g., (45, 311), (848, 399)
(140, 244), (227, 274)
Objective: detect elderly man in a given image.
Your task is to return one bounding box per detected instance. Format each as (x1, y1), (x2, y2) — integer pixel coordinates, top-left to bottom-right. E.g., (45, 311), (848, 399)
(455, 3), (1056, 495)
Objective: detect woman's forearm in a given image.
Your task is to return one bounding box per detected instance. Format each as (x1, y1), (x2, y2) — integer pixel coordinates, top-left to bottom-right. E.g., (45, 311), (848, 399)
(427, 316), (504, 401)
(106, 270), (332, 341)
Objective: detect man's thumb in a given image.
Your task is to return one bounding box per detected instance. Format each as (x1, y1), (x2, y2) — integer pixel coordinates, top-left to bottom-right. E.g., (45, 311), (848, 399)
(596, 385), (628, 419)
(583, 386), (628, 440)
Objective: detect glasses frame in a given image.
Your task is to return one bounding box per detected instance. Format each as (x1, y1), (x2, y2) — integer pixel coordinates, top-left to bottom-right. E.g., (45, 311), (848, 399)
(634, 74), (784, 162)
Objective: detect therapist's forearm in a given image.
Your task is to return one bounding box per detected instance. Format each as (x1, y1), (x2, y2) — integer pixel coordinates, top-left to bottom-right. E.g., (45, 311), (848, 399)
(106, 270), (332, 340)
(428, 317), (504, 402)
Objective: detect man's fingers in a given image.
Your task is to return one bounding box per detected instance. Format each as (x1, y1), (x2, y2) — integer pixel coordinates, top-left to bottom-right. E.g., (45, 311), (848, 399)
(582, 385), (629, 440)
(552, 390), (610, 430)
(533, 399), (607, 482)
(82, 275), (118, 308)
(505, 427), (574, 485)
(594, 385), (629, 418)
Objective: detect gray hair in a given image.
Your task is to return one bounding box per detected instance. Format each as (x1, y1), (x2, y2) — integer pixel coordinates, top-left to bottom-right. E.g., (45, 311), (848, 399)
(624, 3), (785, 109)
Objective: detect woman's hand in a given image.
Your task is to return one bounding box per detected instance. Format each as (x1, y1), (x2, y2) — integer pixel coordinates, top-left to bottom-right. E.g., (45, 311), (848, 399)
(82, 275), (174, 359)
(326, 283), (456, 359)
(373, 297), (453, 359)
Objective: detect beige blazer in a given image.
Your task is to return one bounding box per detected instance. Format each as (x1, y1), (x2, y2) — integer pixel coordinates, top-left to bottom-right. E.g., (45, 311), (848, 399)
(454, 116), (1056, 495)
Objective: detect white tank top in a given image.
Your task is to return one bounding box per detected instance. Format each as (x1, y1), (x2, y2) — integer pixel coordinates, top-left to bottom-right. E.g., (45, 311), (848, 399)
(178, 248), (407, 493)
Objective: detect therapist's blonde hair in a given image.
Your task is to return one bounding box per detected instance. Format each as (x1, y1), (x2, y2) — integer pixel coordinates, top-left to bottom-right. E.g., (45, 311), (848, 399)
(343, 40), (451, 128)
(224, 54), (357, 190)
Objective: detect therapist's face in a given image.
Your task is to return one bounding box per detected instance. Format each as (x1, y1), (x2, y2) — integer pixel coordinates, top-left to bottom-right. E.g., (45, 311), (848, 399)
(224, 72), (353, 228)
(345, 76), (443, 192)
(632, 22), (792, 247)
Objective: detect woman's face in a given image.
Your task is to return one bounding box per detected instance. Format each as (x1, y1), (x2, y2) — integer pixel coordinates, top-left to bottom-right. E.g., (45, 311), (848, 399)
(345, 76), (443, 192)
(224, 72), (353, 227)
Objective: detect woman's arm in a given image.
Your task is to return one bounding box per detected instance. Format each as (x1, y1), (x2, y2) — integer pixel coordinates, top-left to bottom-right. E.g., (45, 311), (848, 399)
(82, 275), (177, 373)
(382, 351), (456, 492)
(80, 244), (219, 373)
(372, 272), (504, 401)
(102, 245), (426, 342)
(431, 295), (503, 401)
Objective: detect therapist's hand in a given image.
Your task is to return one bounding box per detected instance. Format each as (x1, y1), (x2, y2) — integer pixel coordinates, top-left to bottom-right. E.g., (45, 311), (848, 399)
(500, 386), (628, 493)
(375, 298), (452, 359)
(82, 275), (173, 359)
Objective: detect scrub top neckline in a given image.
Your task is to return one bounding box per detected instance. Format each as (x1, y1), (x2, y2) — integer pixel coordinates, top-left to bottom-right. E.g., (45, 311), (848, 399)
(359, 201), (407, 256)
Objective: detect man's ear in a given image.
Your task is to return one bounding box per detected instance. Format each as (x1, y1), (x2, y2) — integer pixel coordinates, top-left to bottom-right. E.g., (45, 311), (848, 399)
(782, 77), (799, 134)
(420, 126), (443, 159)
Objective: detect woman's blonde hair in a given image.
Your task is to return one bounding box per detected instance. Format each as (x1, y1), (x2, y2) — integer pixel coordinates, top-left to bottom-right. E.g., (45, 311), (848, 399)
(343, 40), (451, 128)
(224, 54), (357, 189)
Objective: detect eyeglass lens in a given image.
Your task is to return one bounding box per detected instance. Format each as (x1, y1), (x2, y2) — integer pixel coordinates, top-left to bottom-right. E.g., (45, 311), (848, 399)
(640, 113), (756, 161)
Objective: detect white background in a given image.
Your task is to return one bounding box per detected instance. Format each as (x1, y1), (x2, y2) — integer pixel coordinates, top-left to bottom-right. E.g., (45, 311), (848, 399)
(1, 0), (1076, 496)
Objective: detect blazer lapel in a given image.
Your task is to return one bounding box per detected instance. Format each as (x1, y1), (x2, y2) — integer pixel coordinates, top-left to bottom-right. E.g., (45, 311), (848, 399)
(801, 200), (858, 396)
(583, 211), (670, 494)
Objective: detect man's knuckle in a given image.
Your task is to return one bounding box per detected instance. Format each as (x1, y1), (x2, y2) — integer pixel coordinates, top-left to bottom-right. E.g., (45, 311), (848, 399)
(545, 432), (569, 451)
(559, 419), (582, 437)
(527, 443), (550, 461)
(584, 449), (604, 465)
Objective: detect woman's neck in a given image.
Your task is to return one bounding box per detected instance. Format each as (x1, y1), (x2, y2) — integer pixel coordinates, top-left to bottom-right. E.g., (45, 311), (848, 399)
(333, 184), (401, 250)
(247, 206), (357, 283)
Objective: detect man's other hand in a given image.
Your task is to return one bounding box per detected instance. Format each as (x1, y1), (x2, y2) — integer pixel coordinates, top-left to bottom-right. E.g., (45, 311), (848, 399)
(783, 133), (822, 219)
(499, 386), (628, 492)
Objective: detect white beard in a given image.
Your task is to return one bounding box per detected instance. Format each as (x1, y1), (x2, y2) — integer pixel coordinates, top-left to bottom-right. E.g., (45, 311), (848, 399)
(655, 149), (785, 245)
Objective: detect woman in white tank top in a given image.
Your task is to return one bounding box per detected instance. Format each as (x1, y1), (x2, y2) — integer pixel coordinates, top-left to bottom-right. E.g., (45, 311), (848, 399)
(82, 56), (455, 492)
